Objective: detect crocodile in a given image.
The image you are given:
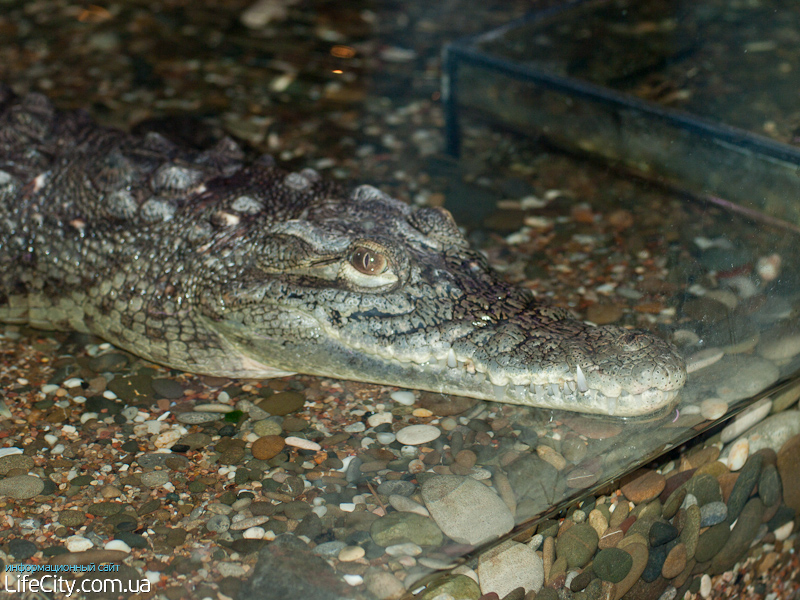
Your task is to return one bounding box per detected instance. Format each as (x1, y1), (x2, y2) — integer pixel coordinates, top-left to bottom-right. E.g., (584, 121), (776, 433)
(0, 87), (686, 416)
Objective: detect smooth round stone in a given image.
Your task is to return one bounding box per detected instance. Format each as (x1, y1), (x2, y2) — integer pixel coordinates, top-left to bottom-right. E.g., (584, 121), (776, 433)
(284, 437), (320, 451)
(686, 348), (724, 374)
(396, 424), (440, 446)
(758, 328), (800, 361)
(649, 521), (678, 547)
(758, 464), (782, 506)
(0, 454), (34, 475)
(661, 543), (687, 579)
(621, 470), (665, 504)
(774, 520), (794, 541)
(772, 383), (800, 413)
(422, 475), (513, 546)
(65, 535), (94, 552)
(177, 412), (219, 424)
(139, 471), (170, 487)
(194, 403), (234, 413)
(695, 522), (730, 563)
(177, 432), (211, 451)
(700, 574), (712, 599)
(699, 501), (727, 527)
(154, 428), (182, 449)
(242, 526), (266, 539)
(376, 479), (416, 497)
(206, 514), (231, 533)
(477, 540), (544, 597)
(419, 574), (480, 600)
(0, 474), (44, 499)
(313, 541), (346, 558)
(151, 378), (185, 399)
(230, 516), (270, 531)
(683, 474), (722, 506)
(727, 454), (763, 521)
(713, 356), (779, 402)
(252, 435), (285, 460)
(376, 432), (396, 445)
(680, 504), (701, 561)
(58, 510), (87, 527)
(724, 411), (800, 459)
(720, 398), (772, 443)
(104, 539), (131, 553)
(556, 523), (598, 569)
(364, 570), (406, 600)
(592, 548), (632, 583)
(257, 391), (305, 416)
(613, 540), (650, 598)
(777, 433), (800, 513)
(370, 511), (443, 547)
(9, 539), (38, 561)
(390, 391), (416, 406)
(389, 494), (428, 516)
(726, 438), (750, 471)
(700, 398), (729, 421)
(384, 542), (422, 557)
(710, 498), (765, 574)
(252, 419), (283, 437)
(338, 545), (365, 562)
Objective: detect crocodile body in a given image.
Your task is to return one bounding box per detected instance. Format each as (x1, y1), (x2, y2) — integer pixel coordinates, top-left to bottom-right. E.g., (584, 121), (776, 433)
(0, 87), (686, 416)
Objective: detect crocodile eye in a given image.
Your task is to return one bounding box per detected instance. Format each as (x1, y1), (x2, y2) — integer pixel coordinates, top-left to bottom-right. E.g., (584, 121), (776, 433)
(350, 246), (387, 275)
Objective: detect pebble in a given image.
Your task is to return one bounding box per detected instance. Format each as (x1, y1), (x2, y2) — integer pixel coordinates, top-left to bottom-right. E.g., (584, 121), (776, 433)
(476, 540), (543, 597)
(139, 471), (170, 487)
(699, 398), (728, 421)
(0, 474), (44, 499)
(151, 378), (185, 398)
(757, 328), (800, 361)
(65, 535), (94, 552)
(370, 512), (443, 547)
(758, 463), (782, 506)
(592, 548), (632, 582)
(661, 543), (687, 579)
(724, 410), (800, 459)
(710, 498), (764, 574)
(242, 527), (266, 539)
(284, 437), (321, 451)
(720, 397), (772, 442)
(727, 454), (763, 521)
(177, 412), (220, 424)
(385, 542), (422, 557)
(396, 424), (440, 445)
(252, 435), (285, 460)
(777, 433), (800, 512)
(699, 501), (727, 527)
(699, 574), (712, 598)
(0, 453), (34, 474)
(419, 574), (481, 600)
(621, 470), (665, 504)
(389, 494), (429, 516)
(104, 540), (131, 553)
(257, 391), (305, 415)
(686, 348), (724, 373)
(364, 570), (407, 600)
(726, 438), (750, 471)
(194, 403), (235, 413)
(390, 391), (416, 405)
(555, 523), (598, 569)
(206, 514), (231, 533)
(313, 541), (346, 558)
(338, 545), (365, 562)
(252, 419), (283, 437)
(421, 475), (513, 545)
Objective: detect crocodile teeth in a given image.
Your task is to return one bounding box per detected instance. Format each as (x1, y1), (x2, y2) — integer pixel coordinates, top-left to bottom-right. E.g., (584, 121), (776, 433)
(575, 365), (589, 393)
(447, 348), (457, 369)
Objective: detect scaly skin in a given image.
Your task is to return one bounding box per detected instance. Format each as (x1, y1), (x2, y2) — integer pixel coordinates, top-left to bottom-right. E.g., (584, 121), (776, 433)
(0, 87), (686, 416)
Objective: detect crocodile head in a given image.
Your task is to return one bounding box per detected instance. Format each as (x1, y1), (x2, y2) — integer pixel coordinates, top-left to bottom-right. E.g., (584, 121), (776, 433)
(204, 184), (686, 417)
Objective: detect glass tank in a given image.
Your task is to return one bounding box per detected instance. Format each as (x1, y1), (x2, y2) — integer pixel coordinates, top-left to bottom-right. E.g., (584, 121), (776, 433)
(0, 1), (798, 600)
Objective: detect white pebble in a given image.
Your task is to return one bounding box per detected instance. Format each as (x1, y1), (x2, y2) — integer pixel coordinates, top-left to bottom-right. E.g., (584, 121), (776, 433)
(338, 545), (365, 562)
(367, 412), (393, 428)
(700, 398), (728, 421)
(41, 384), (60, 395)
(774, 520), (794, 541)
(104, 540), (131, 553)
(721, 397), (772, 442)
(284, 437), (321, 451)
(339, 503), (356, 512)
(343, 574), (363, 586)
(145, 571), (161, 584)
(385, 543), (422, 557)
(686, 348), (724, 373)
(103, 390), (118, 399)
(344, 422), (366, 433)
(390, 391), (416, 406)
(194, 403), (235, 413)
(726, 438), (750, 471)
(65, 536), (94, 552)
(154, 428), (183, 449)
(51, 444), (65, 455)
(0, 447), (23, 459)
(395, 424), (440, 446)
(376, 432), (396, 445)
(700, 574), (712, 598)
(79, 412), (99, 424)
(242, 527), (266, 539)
(62, 378), (84, 388)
